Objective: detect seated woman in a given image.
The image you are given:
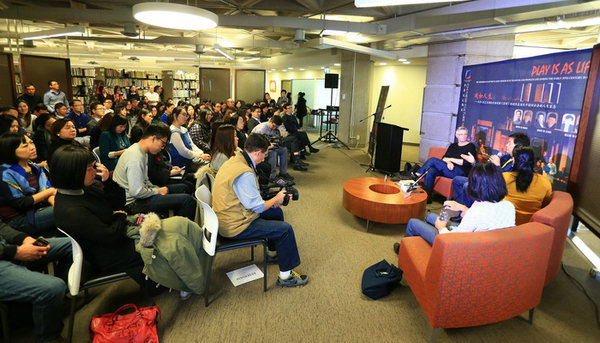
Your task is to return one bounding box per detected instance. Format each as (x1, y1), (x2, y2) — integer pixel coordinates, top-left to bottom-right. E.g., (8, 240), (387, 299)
(16, 100), (34, 134)
(99, 114), (130, 171)
(130, 109), (153, 144)
(210, 124), (238, 173)
(189, 108), (212, 154)
(0, 114), (20, 134)
(32, 113), (56, 163)
(89, 112), (114, 149)
(168, 106), (210, 172)
(50, 145), (208, 298)
(48, 118), (81, 159)
(503, 146), (552, 225)
(414, 126), (477, 202)
(0, 133), (56, 234)
(404, 162), (515, 246)
(229, 114), (247, 149)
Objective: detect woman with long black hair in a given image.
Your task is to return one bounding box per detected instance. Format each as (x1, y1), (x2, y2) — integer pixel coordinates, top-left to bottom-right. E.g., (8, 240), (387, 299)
(503, 146), (553, 225)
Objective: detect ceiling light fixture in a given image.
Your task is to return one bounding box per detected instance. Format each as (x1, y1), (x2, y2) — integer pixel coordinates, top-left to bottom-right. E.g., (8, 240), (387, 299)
(334, 63), (341, 66)
(322, 30), (348, 36)
(132, 2), (218, 30)
(355, 0), (467, 7)
(122, 52), (197, 60)
(214, 44), (234, 60)
(398, 58), (407, 62)
(403, 61), (411, 64)
(21, 25), (85, 40)
(240, 58), (259, 62)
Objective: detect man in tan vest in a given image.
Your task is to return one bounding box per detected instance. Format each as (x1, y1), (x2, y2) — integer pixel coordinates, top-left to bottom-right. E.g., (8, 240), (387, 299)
(212, 133), (308, 287)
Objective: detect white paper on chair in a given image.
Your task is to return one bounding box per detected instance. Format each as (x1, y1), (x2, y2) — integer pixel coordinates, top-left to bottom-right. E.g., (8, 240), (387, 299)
(226, 264), (264, 287)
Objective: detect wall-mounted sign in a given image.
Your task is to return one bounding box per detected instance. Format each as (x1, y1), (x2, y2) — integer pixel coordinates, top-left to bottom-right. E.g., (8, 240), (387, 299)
(269, 80), (276, 92)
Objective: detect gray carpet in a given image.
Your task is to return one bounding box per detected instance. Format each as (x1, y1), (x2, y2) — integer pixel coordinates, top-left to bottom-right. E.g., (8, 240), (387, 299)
(11, 144), (600, 343)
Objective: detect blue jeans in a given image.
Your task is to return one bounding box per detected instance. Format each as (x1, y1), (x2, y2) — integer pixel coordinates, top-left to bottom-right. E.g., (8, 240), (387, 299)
(405, 213), (439, 246)
(267, 146), (288, 179)
(130, 183), (196, 220)
(452, 176), (474, 207)
(0, 237), (71, 341)
(233, 207), (301, 272)
(418, 157), (465, 189)
(5, 206), (56, 235)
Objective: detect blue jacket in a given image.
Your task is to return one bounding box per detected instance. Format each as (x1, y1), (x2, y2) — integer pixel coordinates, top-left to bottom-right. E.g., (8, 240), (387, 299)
(99, 131), (131, 171)
(0, 163), (51, 222)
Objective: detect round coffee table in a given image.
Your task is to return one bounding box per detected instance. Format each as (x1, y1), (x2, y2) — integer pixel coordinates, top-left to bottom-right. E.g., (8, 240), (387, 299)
(343, 177), (427, 229)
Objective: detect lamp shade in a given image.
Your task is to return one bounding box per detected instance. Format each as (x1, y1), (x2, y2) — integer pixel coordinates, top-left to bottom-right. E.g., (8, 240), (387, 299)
(133, 2), (218, 30)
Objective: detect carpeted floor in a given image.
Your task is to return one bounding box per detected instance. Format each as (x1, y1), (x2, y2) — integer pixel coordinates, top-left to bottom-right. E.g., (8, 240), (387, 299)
(11, 143), (600, 343)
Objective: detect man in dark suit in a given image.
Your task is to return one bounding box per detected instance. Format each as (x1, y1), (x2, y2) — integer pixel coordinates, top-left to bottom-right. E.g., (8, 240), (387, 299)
(246, 106), (262, 133)
(282, 104), (319, 154)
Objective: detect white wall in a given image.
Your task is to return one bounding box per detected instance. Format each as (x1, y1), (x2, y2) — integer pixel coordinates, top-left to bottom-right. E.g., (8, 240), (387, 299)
(369, 64), (427, 144)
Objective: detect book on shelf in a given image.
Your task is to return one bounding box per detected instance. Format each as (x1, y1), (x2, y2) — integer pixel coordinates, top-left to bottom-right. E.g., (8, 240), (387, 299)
(71, 68), (96, 77)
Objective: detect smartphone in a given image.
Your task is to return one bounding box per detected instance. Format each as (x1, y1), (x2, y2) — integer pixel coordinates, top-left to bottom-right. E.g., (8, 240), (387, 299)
(33, 236), (50, 247)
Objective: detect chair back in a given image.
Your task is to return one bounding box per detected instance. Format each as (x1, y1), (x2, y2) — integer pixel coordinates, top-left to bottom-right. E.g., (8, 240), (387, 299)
(427, 146), (446, 160)
(57, 228), (83, 296)
(92, 147), (101, 163)
(206, 173), (216, 191)
(403, 223), (554, 329)
(197, 199), (218, 257)
(195, 184), (212, 205)
(530, 191), (574, 285)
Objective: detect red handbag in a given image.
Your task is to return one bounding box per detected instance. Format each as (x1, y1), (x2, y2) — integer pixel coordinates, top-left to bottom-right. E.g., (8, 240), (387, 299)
(89, 304), (161, 343)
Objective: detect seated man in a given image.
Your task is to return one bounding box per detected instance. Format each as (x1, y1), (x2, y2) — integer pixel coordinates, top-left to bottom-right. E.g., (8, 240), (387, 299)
(212, 133), (308, 287)
(113, 123), (196, 220)
(453, 132), (530, 207)
(0, 221), (71, 343)
(414, 126), (476, 202)
(282, 103), (319, 154)
(251, 116), (305, 179)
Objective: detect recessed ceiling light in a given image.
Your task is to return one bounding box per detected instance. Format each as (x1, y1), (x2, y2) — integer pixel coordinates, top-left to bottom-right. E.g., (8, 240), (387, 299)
(320, 66), (325, 69)
(398, 58), (407, 62)
(334, 63), (341, 66)
(403, 61), (411, 64)
(299, 68), (305, 71)
(288, 67), (294, 70)
(379, 62), (387, 66)
(133, 2), (218, 30)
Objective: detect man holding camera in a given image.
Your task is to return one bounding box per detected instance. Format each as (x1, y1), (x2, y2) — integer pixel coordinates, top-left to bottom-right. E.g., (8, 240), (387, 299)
(212, 133), (308, 287)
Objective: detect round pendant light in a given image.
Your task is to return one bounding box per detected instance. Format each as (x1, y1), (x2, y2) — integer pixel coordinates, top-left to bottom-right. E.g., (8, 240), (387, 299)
(133, 2), (218, 31)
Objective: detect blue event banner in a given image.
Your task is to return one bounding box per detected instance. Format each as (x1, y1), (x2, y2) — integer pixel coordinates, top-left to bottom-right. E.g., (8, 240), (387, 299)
(458, 49), (593, 190)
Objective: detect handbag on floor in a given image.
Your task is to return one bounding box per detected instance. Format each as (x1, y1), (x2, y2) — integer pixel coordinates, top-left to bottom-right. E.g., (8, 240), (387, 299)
(89, 303), (161, 343)
(361, 259), (403, 300)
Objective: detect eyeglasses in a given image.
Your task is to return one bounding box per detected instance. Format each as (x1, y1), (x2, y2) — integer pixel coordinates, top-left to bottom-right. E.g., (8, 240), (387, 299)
(159, 138), (169, 148)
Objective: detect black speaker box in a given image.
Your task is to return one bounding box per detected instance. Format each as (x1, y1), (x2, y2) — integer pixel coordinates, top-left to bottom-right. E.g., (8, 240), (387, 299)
(374, 123), (406, 173)
(325, 73), (339, 89)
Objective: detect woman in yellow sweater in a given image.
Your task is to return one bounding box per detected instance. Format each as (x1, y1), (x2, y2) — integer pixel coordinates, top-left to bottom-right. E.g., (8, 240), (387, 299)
(503, 146), (552, 225)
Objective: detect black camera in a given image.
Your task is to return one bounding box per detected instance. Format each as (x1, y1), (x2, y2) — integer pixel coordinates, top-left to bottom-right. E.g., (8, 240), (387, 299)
(268, 135), (281, 146)
(281, 185), (299, 206)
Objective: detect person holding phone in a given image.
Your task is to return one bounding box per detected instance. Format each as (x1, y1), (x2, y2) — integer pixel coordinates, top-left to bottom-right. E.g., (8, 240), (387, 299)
(0, 132), (56, 234)
(0, 221), (71, 343)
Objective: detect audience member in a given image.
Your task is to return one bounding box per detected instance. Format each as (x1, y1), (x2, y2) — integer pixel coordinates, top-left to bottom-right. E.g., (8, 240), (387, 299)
(252, 116), (300, 177)
(53, 102), (68, 119)
(86, 102), (105, 132)
(48, 118), (81, 159)
(264, 92), (276, 107)
(113, 124), (196, 220)
(0, 220), (71, 343)
(189, 108), (212, 153)
(127, 85), (140, 101)
(168, 106), (210, 172)
(103, 98), (114, 115)
(89, 112), (113, 150)
(247, 106), (262, 132)
(229, 114), (247, 149)
(161, 102), (175, 124)
(32, 113), (56, 163)
(0, 114), (19, 134)
(16, 100), (34, 133)
(415, 126), (476, 203)
(113, 86), (124, 104)
(504, 146), (553, 225)
(66, 99), (91, 138)
(277, 90), (288, 106)
(295, 92), (307, 127)
(212, 133), (308, 287)
(130, 109), (153, 144)
(0, 133), (56, 234)
(99, 114), (130, 171)
(43, 80), (68, 113)
(282, 103), (319, 154)
(144, 85), (160, 106)
(17, 83), (43, 111)
(210, 124), (238, 173)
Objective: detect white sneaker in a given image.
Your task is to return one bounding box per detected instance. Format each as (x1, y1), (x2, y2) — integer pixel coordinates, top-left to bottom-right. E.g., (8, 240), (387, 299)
(180, 291), (192, 300)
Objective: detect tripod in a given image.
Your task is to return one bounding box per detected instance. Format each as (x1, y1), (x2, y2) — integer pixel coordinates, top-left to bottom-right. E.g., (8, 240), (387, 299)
(311, 88), (349, 149)
(359, 105), (392, 173)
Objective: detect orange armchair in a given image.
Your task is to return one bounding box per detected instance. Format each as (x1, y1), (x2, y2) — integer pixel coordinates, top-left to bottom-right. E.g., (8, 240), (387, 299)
(426, 147), (453, 199)
(398, 223), (554, 339)
(530, 191), (574, 285)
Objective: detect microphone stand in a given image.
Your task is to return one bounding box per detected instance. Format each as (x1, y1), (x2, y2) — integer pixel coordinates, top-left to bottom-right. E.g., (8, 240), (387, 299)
(359, 104), (392, 123)
(404, 167), (431, 198)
